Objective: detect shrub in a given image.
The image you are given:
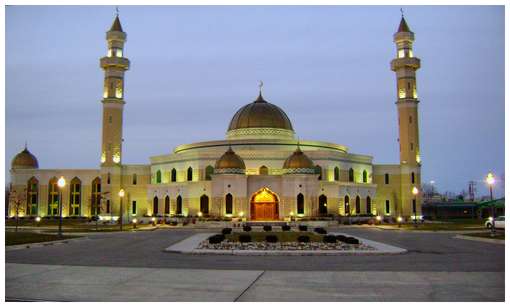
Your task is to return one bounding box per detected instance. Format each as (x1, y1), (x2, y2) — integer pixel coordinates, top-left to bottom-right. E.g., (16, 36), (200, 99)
(297, 235), (310, 243)
(345, 237), (360, 244)
(222, 228), (232, 235)
(182, 221), (189, 226)
(266, 235), (278, 243)
(368, 219), (374, 225)
(323, 235), (337, 244)
(243, 225), (252, 232)
(282, 225), (291, 231)
(298, 225), (307, 231)
(208, 234), (225, 244)
(263, 225), (272, 232)
(314, 227), (327, 235)
(335, 235), (347, 242)
(239, 234), (251, 243)
(170, 221), (178, 226)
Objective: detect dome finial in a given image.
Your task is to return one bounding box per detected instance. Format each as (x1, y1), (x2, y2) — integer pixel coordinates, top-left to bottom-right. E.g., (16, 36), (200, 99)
(296, 139), (301, 151)
(255, 80), (265, 102)
(24, 140), (27, 150)
(400, 7), (404, 18)
(116, 6), (119, 17)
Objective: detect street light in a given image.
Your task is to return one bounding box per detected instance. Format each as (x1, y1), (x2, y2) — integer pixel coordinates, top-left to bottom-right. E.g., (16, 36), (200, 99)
(57, 176), (66, 238)
(118, 189), (125, 231)
(486, 172), (496, 235)
(397, 216), (403, 228)
(412, 186), (419, 228)
(132, 218), (137, 229)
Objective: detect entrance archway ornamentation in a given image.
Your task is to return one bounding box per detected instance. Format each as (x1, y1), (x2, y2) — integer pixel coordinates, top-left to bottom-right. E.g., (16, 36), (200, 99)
(250, 187), (279, 220)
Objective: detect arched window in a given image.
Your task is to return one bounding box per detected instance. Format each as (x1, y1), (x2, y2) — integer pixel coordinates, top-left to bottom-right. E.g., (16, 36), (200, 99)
(225, 193), (233, 214)
(315, 165), (322, 181)
(344, 195), (350, 216)
(176, 195), (182, 215)
(363, 170), (368, 183)
(27, 177), (38, 216)
(156, 170), (162, 184)
(200, 195), (209, 214)
(164, 196), (170, 215)
(132, 173), (137, 185)
(205, 165), (214, 181)
(171, 168), (177, 182)
(47, 177), (59, 216)
(355, 196), (361, 214)
(318, 194), (327, 215)
(297, 193), (304, 215)
(366, 196), (372, 215)
(153, 196), (159, 215)
(385, 173), (389, 184)
(69, 177), (81, 216)
(349, 168), (354, 182)
(334, 167), (340, 181)
(107, 172), (111, 184)
(259, 165), (268, 175)
(411, 172), (415, 184)
(187, 167), (193, 181)
(106, 200), (110, 213)
(91, 177), (101, 216)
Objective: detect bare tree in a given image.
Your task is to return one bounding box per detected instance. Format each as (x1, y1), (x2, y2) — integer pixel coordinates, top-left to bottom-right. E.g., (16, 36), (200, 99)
(8, 186), (27, 232)
(89, 191), (108, 230)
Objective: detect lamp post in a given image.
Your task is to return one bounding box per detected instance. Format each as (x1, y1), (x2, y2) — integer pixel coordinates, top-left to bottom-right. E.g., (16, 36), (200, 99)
(118, 189), (125, 231)
(57, 176), (66, 238)
(486, 172), (495, 235)
(412, 186), (419, 228)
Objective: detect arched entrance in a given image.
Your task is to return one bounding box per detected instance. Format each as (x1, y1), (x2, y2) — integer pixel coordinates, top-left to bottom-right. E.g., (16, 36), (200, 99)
(250, 187), (279, 220)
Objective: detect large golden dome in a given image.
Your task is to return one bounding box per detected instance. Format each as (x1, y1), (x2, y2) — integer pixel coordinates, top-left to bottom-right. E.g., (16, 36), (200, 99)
(214, 146), (246, 174)
(11, 147), (39, 170)
(228, 93), (294, 132)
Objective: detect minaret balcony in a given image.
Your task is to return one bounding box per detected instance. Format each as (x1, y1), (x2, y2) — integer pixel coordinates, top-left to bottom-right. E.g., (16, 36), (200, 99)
(391, 57), (420, 71)
(100, 57), (130, 70)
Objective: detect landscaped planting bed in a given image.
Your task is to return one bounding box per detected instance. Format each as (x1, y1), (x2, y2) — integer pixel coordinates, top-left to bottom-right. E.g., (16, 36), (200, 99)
(198, 229), (374, 251)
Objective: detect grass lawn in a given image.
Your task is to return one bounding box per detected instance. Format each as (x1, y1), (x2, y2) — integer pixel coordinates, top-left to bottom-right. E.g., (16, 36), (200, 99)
(383, 219), (486, 231)
(6, 231), (80, 246)
(226, 231), (324, 242)
(463, 232), (505, 240)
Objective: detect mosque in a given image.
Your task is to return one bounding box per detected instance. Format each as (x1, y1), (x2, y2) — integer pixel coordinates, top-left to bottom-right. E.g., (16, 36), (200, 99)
(9, 14), (423, 221)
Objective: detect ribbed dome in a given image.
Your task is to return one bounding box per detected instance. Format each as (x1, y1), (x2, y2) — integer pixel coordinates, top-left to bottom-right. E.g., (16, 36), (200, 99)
(283, 146), (315, 174)
(11, 147), (39, 170)
(215, 146), (246, 173)
(228, 93), (293, 131)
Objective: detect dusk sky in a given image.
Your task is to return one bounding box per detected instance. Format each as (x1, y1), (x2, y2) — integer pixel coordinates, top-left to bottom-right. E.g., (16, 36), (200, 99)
(5, 5), (505, 198)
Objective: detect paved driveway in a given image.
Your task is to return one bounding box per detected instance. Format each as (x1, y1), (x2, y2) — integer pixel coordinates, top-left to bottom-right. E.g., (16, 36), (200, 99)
(6, 228), (505, 272)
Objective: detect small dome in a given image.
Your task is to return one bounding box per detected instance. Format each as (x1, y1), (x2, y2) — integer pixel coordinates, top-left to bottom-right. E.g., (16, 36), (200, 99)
(228, 93), (293, 132)
(214, 146), (246, 174)
(11, 147), (39, 170)
(283, 146), (315, 174)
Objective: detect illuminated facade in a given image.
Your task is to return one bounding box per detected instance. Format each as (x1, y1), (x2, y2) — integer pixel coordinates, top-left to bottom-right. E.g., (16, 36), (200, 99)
(9, 15), (422, 221)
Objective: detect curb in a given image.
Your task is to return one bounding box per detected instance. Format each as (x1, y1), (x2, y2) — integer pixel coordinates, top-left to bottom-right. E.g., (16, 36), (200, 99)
(6, 236), (89, 251)
(454, 235), (505, 245)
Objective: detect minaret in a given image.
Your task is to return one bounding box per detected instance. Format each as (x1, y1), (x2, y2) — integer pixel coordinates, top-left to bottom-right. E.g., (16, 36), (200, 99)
(99, 13), (130, 216)
(390, 14), (421, 217)
(100, 14), (129, 167)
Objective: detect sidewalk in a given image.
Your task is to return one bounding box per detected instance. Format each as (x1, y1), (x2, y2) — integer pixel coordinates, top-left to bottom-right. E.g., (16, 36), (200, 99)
(6, 263), (504, 301)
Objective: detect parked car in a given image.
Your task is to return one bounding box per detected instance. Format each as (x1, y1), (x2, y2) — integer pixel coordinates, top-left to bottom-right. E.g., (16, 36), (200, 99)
(485, 216), (505, 229)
